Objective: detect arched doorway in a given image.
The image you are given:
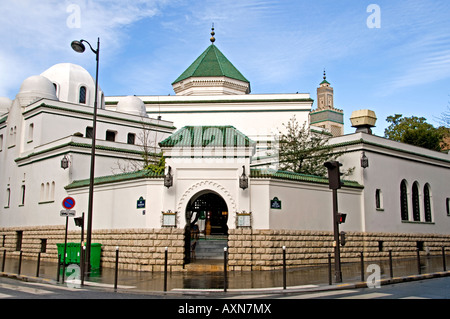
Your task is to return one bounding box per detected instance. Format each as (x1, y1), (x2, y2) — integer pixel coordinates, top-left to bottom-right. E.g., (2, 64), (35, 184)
(184, 191), (228, 265)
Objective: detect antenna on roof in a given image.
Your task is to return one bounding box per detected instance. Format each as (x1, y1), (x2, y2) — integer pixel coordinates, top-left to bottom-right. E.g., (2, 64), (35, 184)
(210, 23), (216, 44)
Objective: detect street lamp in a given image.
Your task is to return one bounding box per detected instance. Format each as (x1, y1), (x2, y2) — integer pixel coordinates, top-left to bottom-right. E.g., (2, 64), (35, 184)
(71, 38), (100, 272)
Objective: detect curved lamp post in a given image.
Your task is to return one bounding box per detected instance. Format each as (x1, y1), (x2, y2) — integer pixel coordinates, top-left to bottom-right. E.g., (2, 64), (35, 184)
(71, 38), (100, 272)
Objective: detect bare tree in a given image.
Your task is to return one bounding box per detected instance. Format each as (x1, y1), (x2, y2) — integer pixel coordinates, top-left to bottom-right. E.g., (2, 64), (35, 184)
(111, 119), (163, 174)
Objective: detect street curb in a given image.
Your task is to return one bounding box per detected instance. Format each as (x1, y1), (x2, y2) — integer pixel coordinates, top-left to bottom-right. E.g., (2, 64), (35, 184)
(0, 271), (59, 286)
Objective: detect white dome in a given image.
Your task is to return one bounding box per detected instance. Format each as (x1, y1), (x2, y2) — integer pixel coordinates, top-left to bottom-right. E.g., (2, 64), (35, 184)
(0, 97), (12, 114)
(17, 75), (58, 104)
(41, 63), (104, 108)
(116, 96), (148, 117)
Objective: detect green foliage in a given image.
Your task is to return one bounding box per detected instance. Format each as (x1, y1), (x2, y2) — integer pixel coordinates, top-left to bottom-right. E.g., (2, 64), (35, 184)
(384, 114), (444, 151)
(145, 153), (165, 174)
(277, 116), (344, 176)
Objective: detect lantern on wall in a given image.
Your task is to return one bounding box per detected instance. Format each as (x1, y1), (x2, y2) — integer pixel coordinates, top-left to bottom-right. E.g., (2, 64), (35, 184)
(361, 152), (369, 169)
(164, 166), (173, 188)
(61, 155), (70, 170)
(239, 165), (248, 190)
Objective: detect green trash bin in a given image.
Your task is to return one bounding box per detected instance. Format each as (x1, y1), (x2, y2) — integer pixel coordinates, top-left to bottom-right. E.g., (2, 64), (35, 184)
(90, 243), (102, 270)
(56, 243), (102, 269)
(57, 243), (77, 264)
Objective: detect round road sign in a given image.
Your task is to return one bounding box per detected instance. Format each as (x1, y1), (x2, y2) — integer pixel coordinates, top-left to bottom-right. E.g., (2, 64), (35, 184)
(62, 197), (76, 209)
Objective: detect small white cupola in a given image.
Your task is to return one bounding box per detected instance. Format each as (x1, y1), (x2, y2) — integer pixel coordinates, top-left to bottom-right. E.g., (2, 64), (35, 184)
(16, 75), (58, 106)
(116, 96), (148, 117)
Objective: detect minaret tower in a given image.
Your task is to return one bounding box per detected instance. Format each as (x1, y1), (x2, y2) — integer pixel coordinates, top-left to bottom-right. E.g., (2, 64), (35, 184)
(309, 70), (344, 136)
(317, 70), (334, 110)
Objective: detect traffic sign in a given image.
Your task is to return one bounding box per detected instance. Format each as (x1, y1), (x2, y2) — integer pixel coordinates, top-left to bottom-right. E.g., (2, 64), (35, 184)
(60, 209), (76, 217)
(62, 197), (76, 209)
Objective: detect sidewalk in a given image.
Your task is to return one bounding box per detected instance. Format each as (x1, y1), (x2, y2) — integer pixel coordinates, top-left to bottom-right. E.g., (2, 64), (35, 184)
(1, 254), (450, 296)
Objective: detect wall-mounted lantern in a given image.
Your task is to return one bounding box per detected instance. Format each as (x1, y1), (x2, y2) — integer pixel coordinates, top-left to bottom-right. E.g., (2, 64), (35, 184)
(164, 166), (173, 188)
(61, 155), (70, 170)
(239, 165), (248, 190)
(361, 152), (369, 169)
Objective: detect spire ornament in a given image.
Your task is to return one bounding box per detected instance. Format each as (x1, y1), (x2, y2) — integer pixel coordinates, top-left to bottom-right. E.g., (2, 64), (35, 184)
(210, 23), (216, 43)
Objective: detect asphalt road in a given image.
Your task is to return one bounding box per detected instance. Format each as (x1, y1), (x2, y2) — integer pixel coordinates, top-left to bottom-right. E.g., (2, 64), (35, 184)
(2, 275), (450, 300)
(1, 275), (448, 318)
(228, 276), (450, 300)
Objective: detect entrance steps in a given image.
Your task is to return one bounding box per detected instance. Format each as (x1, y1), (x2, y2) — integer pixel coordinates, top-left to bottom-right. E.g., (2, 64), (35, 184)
(193, 239), (227, 260)
(186, 239), (227, 272)
(184, 259), (227, 272)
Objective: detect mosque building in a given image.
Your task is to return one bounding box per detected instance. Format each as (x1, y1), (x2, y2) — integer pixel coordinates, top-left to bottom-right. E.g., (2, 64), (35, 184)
(1, 29), (449, 272)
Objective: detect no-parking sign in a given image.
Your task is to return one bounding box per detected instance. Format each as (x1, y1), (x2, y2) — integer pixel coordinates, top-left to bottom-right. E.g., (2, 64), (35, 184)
(62, 197), (76, 210)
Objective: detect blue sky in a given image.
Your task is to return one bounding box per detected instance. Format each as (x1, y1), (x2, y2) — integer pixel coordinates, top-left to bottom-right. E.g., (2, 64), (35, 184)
(1, 0), (450, 135)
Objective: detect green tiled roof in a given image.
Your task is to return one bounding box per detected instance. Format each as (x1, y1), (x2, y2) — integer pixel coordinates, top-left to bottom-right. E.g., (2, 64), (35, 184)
(159, 126), (253, 148)
(65, 170), (163, 190)
(250, 168), (364, 189)
(172, 44), (249, 84)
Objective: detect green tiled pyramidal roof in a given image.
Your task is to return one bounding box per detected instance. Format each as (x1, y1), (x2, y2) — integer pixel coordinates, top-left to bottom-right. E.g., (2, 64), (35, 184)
(159, 126), (253, 148)
(172, 44), (249, 84)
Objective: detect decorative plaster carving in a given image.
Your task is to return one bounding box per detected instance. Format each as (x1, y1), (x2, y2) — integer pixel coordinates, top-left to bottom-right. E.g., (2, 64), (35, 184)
(176, 180), (237, 213)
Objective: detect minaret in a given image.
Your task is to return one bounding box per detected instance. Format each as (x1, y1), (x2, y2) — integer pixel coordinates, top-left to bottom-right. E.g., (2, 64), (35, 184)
(309, 70), (344, 136)
(317, 70), (334, 110)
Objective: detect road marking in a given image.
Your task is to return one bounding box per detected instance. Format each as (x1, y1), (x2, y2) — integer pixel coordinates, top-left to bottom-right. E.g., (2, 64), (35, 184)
(225, 294), (274, 299)
(339, 292), (391, 299)
(400, 296), (430, 299)
(28, 282), (86, 292)
(0, 293), (12, 299)
(65, 279), (135, 289)
(0, 283), (53, 295)
(283, 290), (359, 299)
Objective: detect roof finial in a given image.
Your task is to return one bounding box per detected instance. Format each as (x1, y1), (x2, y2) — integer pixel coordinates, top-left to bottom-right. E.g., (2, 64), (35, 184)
(210, 23), (216, 44)
(323, 68), (327, 80)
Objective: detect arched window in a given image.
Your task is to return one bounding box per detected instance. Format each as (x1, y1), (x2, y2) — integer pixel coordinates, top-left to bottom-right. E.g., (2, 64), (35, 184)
(40, 183), (45, 202)
(5, 188), (10, 208)
(412, 182), (420, 221)
(424, 183), (432, 222)
(50, 181), (55, 200)
(375, 189), (383, 210)
(79, 86), (87, 104)
(400, 180), (408, 221)
(20, 185), (26, 206)
(28, 123), (34, 142)
(53, 82), (59, 97)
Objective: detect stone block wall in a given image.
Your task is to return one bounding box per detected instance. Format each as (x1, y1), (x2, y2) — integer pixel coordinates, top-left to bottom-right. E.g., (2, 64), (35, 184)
(0, 226), (185, 272)
(2, 226), (450, 272)
(227, 229), (450, 271)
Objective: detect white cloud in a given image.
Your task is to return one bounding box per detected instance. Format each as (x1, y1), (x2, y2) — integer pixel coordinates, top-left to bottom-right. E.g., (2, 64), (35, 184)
(0, 0), (168, 98)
